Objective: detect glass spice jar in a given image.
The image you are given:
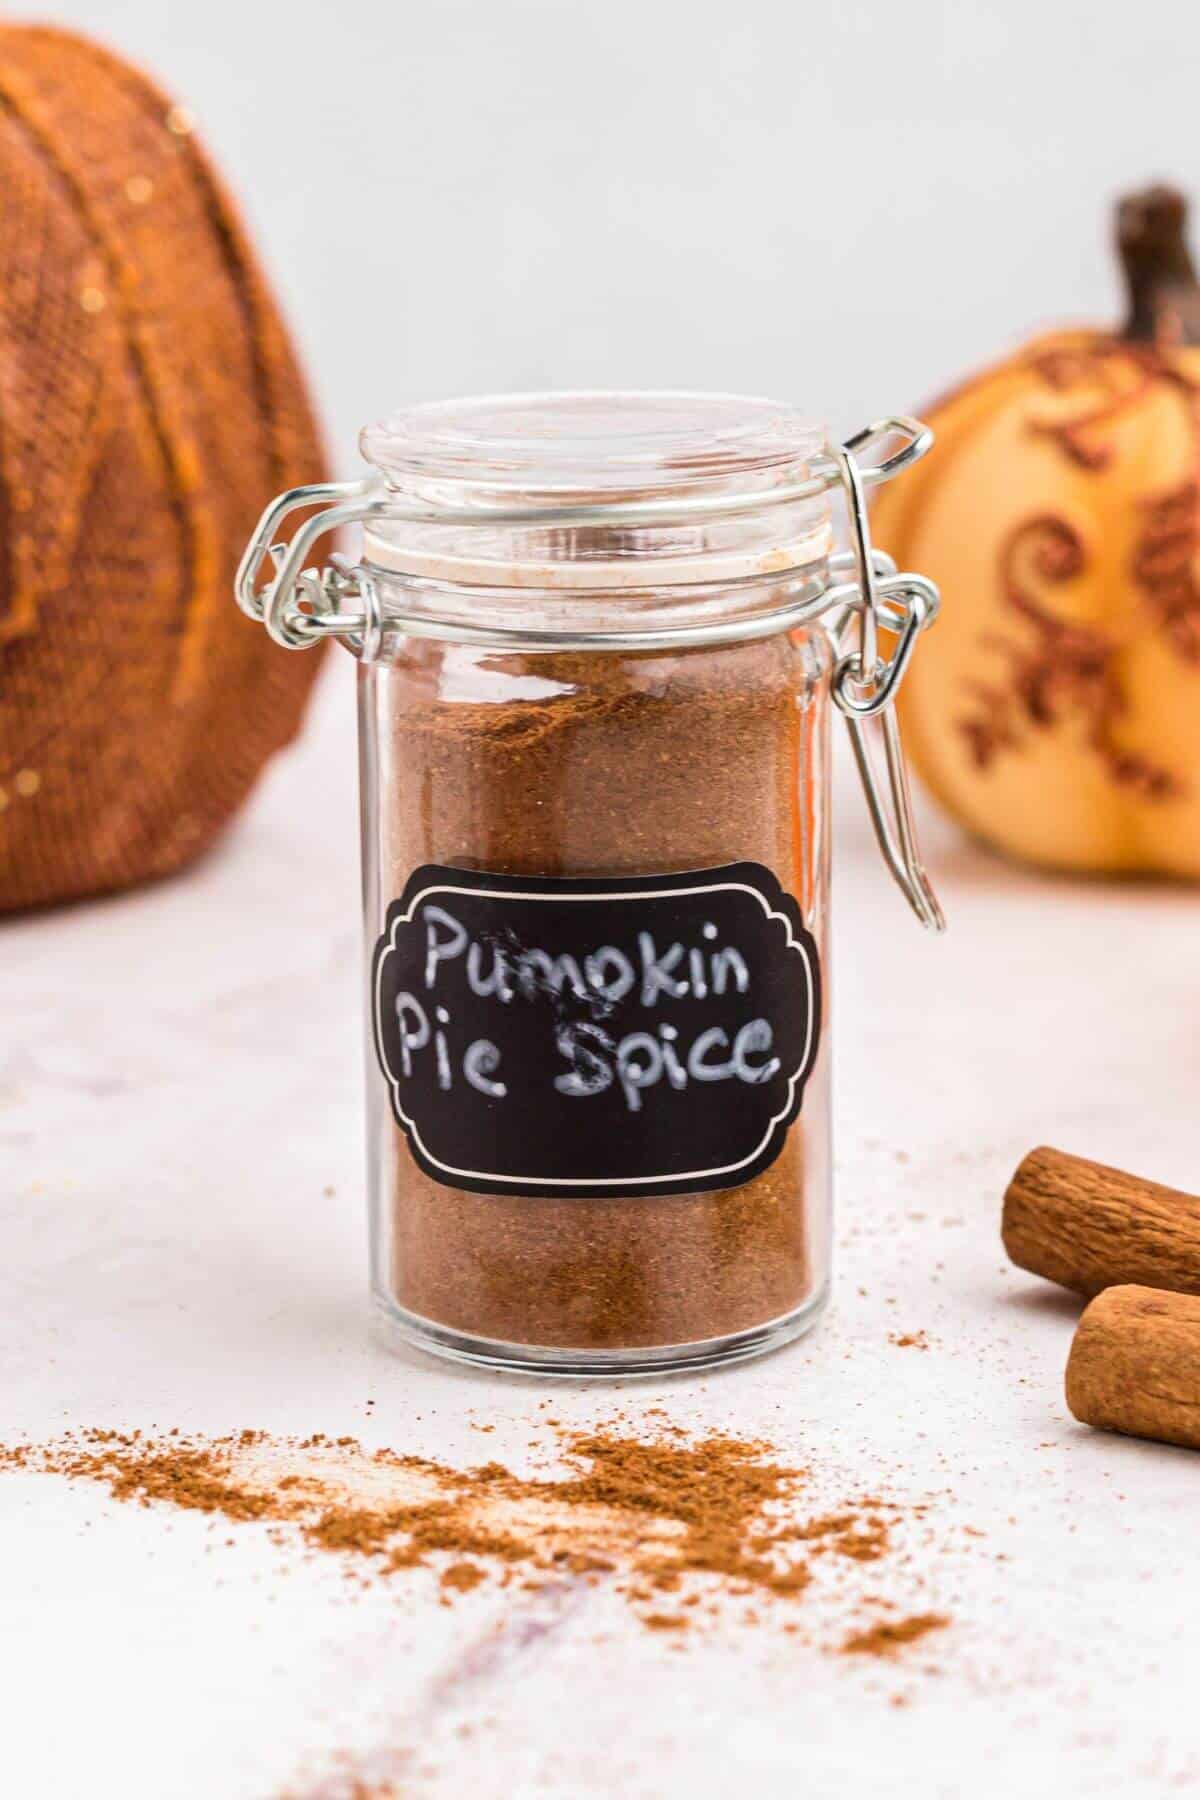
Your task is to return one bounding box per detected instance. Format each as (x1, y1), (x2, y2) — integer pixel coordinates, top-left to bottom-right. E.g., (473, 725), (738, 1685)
(237, 392), (944, 1375)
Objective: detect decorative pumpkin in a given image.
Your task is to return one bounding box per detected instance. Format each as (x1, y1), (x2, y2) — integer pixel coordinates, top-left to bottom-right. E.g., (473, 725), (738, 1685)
(873, 185), (1200, 876)
(0, 24), (327, 911)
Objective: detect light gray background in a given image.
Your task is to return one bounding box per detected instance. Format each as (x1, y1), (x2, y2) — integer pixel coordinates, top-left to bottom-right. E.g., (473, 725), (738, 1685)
(45, 0), (1200, 466)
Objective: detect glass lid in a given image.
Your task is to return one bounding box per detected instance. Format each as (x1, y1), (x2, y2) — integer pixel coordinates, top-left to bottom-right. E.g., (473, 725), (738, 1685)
(358, 391), (833, 589)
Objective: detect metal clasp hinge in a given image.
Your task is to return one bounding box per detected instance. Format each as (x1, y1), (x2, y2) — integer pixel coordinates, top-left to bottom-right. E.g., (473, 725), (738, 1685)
(828, 434), (945, 932)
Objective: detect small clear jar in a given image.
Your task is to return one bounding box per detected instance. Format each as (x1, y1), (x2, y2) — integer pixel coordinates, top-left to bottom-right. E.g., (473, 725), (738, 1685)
(238, 392), (943, 1375)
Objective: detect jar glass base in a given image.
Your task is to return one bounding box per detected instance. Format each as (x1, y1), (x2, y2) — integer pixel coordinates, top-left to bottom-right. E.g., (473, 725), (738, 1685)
(370, 1284), (830, 1378)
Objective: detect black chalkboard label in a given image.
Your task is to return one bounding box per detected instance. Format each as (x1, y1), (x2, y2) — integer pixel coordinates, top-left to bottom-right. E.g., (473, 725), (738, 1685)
(371, 862), (820, 1201)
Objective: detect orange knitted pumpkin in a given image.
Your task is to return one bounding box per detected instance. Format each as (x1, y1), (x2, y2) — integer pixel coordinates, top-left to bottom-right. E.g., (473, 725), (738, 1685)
(874, 186), (1200, 876)
(0, 25), (327, 910)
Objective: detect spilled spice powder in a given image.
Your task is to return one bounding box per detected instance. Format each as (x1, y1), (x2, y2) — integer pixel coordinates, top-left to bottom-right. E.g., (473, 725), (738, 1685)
(841, 1613), (951, 1658)
(0, 1422), (951, 1648)
(889, 1331), (931, 1350)
(547, 1429), (814, 1598)
(440, 1560), (484, 1593)
(785, 1508), (893, 1562)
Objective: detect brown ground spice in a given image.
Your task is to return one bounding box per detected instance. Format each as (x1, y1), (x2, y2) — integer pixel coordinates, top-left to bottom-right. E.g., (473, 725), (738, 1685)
(0, 1420), (948, 1643)
(440, 1560), (485, 1593)
(785, 1509), (892, 1562)
(840, 1613), (951, 1658)
(375, 632), (830, 1351)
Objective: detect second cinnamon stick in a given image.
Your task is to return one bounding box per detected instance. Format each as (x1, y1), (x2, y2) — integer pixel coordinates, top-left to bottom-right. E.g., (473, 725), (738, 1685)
(1067, 1285), (1200, 1450)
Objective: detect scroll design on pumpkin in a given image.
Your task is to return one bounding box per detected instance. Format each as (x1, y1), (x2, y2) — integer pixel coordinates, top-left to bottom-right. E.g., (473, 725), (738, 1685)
(957, 343), (1200, 793)
(959, 515), (1177, 797)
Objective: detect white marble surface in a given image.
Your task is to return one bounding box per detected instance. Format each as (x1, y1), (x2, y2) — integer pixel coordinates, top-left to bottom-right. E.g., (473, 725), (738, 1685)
(3, 653), (1199, 1799)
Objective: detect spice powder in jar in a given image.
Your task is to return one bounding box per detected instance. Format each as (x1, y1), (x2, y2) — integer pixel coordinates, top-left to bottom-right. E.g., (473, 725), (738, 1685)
(353, 394), (839, 1374)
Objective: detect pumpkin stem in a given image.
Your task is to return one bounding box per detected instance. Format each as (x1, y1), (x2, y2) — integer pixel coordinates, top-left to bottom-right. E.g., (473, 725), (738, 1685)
(1117, 184), (1200, 346)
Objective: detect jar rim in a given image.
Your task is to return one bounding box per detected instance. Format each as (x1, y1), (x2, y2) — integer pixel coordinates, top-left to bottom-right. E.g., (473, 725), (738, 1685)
(359, 389), (832, 589)
(360, 390), (827, 499)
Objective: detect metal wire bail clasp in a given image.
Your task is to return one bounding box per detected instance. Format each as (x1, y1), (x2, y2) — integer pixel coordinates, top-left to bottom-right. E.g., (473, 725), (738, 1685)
(235, 479), (388, 651)
(828, 424), (945, 932)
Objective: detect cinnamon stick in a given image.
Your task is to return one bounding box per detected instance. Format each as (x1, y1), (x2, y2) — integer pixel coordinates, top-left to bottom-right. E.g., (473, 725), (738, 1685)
(1002, 1146), (1200, 1298)
(1066, 1285), (1200, 1450)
